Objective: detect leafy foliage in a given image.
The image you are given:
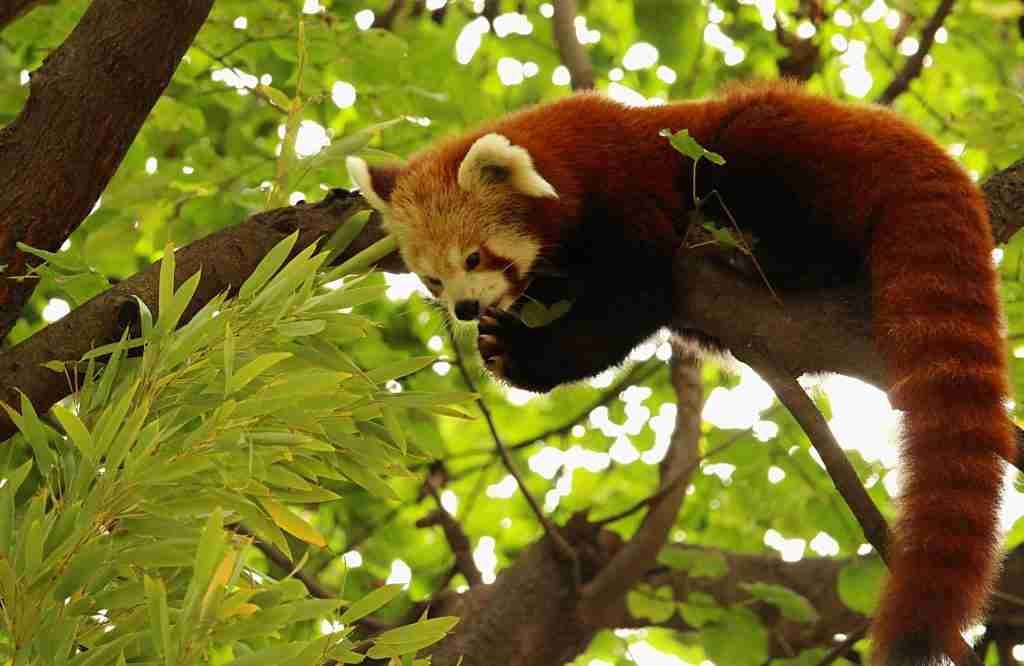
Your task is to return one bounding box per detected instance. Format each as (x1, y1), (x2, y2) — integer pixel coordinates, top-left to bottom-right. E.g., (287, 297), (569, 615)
(2, 0), (1023, 664)
(0, 236), (465, 664)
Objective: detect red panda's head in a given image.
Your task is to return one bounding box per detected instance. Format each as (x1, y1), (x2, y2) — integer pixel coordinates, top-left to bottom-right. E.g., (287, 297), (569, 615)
(346, 133), (558, 320)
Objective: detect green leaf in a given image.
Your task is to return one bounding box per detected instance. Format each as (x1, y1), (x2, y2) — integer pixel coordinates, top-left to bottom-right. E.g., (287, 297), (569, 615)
(275, 319), (326, 337)
(228, 352), (293, 394)
(326, 235), (397, 280)
(257, 83), (293, 111)
(369, 616), (460, 656)
(703, 607), (769, 666)
(145, 575), (175, 664)
(678, 591), (725, 627)
(302, 284), (388, 313)
(837, 558), (885, 614)
(260, 497), (327, 547)
(627, 584), (676, 623)
(159, 241), (176, 318)
(660, 128), (726, 165)
(324, 210), (372, 263)
(158, 269), (202, 333)
(334, 457), (400, 500)
(53, 405), (95, 461)
(520, 299), (573, 328)
(2, 393), (55, 475)
(239, 230), (300, 301)
(364, 356), (435, 384)
(740, 582), (819, 623)
(339, 584), (404, 623)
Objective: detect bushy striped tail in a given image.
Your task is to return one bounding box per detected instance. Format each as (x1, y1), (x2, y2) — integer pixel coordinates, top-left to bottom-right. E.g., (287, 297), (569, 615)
(868, 175), (1015, 665)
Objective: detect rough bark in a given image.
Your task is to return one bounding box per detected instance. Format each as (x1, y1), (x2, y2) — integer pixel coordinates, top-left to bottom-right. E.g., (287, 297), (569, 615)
(423, 540), (1024, 665)
(0, 0), (214, 341)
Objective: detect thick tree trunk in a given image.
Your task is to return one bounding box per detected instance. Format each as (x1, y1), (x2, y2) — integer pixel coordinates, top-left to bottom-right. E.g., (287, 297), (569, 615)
(0, 0), (213, 340)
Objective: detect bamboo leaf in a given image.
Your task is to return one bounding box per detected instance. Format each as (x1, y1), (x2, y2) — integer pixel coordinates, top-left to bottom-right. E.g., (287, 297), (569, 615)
(239, 230), (299, 301)
(260, 497), (327, 547)
(229, 352), (293, 394)
(339, 584), (403, 623)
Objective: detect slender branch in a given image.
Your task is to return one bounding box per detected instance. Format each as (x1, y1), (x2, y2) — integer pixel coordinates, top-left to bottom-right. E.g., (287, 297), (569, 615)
(229, 523), (334, 599)
(372, 0), (409, 30)
(593, 409), (769, 527)
(551, 0), (594, 91)
(579, 346), (703, 615)
(446, 330), (579, 570)
(443, 360), (663, 463)
(816, 622), (870, 666)
(741, 349), (890, 559)
(773, 14), (821, 82)
(876, 0), (955, 105)
(420, 473), (483, 586)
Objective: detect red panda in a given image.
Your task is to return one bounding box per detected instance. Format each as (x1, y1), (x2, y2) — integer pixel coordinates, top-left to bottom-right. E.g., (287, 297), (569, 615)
(346, 80), (1014, 666)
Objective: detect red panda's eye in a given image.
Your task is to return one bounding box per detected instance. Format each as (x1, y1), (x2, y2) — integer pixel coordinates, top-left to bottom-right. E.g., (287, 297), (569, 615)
(465, 251), (481, 271)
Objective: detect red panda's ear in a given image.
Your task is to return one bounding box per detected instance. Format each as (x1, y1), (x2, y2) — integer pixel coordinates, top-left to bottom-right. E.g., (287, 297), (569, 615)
(346, 156), (401, 212)
(458, 133), (558, 199)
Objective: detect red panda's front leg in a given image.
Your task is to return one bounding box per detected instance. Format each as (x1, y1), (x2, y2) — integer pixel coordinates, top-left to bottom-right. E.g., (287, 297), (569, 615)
(475, 281), (672, 392)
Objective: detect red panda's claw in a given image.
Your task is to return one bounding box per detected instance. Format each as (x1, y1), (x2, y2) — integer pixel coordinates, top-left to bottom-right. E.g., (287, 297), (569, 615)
(478, 314), (500, 334)
(484, 355), (507, 379)
(478, 334), (502, 360)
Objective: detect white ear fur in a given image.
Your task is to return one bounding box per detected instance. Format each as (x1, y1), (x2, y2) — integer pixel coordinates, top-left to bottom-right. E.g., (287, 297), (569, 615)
(346, 156), (391, 212)
(457, 133), (558, 199)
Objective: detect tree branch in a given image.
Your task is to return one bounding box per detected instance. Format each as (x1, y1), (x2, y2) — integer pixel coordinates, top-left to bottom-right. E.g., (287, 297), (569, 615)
(579, 347), (703, 621)
(0, 0), (214, 340)
(420, 473), (483, 587)
(740, 350), (891, 560)
(0, 0), (51, 31)
(984, 158), (1024, 243)
(551, 0), (595, 91)
(875, 0), (955, 105)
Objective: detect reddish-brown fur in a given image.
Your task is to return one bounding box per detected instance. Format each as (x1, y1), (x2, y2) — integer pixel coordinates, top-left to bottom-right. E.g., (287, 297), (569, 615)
(361, 81), (1014, 665)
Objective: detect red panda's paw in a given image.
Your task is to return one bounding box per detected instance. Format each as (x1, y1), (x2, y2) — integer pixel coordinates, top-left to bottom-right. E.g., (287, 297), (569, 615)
(476, 308), (560, 393)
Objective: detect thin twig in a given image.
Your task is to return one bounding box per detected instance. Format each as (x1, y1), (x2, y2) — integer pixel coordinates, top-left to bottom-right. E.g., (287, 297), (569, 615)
(593, 411), (772, 526)
(421, 473), (483, 586)
(816, 622), (870, 666)
(551, 0), (594, 90)
(876, 0), (955, 105)
(229, 523), (335, 599)
(444, 360), (664, 462)
(446, 330), (579, 577)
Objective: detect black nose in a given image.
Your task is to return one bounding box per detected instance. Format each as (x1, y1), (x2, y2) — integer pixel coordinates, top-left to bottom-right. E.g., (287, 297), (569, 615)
(454, 300), (480, 321)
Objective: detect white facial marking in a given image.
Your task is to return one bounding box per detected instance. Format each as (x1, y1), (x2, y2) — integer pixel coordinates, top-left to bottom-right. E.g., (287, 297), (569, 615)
(345, 156), (391, 212)
(445, 271), (510, 318)
(458, 133), (559, 199)
(488, 234), (540, 282)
